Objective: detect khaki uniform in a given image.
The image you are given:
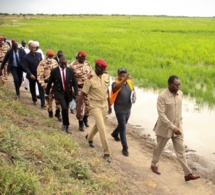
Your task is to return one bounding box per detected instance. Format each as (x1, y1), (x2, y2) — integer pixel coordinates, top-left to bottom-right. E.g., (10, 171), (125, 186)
(0, 43), (10, 81)
(70, 60), (91, 119)
(37, 59), (60, 112)
(82, 71), (110, 155)
(152, 89), (192, 175)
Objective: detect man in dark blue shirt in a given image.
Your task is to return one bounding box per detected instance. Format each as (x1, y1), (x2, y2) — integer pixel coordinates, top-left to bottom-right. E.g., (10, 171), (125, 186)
(23, 42), (45, 107)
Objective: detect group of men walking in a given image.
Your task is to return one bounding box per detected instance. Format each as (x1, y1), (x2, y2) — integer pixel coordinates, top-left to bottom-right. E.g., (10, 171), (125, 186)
(0, 36), (200, 181)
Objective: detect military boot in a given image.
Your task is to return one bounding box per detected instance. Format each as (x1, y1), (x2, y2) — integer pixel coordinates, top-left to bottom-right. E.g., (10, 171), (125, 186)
(55, 109), (62, 122)
(48, 110), (53, 118)
(83, 115), (89, 127)
(79, 120), (84, 131)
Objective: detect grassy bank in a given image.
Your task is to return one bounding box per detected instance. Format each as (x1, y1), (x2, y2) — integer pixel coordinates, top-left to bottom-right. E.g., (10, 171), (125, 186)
(0, 85), (126, 194)
(0, 15), (215, 105)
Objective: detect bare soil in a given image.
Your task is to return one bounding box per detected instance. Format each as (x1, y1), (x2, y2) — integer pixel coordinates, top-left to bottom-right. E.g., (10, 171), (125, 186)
(5, 76), (215, 195)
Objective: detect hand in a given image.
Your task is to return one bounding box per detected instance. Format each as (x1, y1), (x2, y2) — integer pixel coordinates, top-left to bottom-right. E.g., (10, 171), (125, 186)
(42, 84), (47, 90)
(132, 96), (136, 103)
(30, 74), (36, 80)
(172, 127), (181, 135)
(107, 104), (112, 114)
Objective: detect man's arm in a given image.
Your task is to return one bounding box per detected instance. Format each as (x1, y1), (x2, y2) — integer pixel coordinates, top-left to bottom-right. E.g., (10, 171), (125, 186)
(70, 69), (78, 98)
(0, 50), (10, 71)
(46, 69), (54, 95)
(112, 74), (130, 93)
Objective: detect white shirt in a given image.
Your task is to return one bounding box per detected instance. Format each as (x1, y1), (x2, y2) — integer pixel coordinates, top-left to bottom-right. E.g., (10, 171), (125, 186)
(59, 66), (66, 90)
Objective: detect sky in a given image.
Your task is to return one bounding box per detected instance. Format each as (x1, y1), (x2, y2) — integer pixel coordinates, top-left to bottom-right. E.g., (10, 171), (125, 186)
(0, 0), (215, 17)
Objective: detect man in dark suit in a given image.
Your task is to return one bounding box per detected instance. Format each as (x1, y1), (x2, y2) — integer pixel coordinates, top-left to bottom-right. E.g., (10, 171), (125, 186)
(53, 50), (63, 65)
(46, 56), (78, 133)
(22, 42), (45, 107)
(0, 42), (26, 98)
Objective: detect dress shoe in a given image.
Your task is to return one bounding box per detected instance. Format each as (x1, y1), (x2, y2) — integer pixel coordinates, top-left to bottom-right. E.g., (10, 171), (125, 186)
(151, 165), (161, 175)
(85, 134), (94, 147)
(55, 109), (62, 122)
(122, 148), (129, 156)
(41, 104), (46, 108)
(184, 174), (200, 181)
(103, 154), (111, 163)
(111, 132), (120, 141)
(79, 120), (84, 131)
(61, 125), (68, 131)
(33, 101), (37, 105)
(83, 115), (89, 127)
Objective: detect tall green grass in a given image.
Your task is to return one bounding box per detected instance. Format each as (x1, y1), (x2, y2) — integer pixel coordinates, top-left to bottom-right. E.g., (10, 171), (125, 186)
(1, 15), (215, 105)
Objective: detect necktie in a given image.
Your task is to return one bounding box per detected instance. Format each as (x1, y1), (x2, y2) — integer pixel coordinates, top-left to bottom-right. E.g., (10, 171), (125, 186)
(62, 68), (66, 91)
(15, 51), (20, 67)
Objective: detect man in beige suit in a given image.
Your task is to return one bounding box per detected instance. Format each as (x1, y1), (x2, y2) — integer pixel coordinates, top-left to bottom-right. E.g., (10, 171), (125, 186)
(151, 75), (200, 182)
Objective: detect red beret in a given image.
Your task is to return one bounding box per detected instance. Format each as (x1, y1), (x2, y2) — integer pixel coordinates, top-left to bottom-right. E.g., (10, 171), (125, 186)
(46, 49), (55, 57)
(78, 50), (86, 57)
(11, 40), (15, 43)
(0, 37), (4, 41)
(95, 59), (108, 68)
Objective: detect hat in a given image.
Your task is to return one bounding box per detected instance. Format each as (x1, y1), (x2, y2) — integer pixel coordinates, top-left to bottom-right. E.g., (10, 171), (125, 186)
(0, 37), (4, 41)
(46, 49), (55, 57)
(78, 51), (86, 57)
(95, 59), (108, 68)
(117, 68), (127, 74)
(28, 40), (33, 44)
(11, 40), (15, 43)
(34, 41), (39, 47)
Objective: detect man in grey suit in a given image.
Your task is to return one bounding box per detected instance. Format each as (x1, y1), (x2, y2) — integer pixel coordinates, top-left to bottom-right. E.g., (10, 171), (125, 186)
(151, 75), (200, 182)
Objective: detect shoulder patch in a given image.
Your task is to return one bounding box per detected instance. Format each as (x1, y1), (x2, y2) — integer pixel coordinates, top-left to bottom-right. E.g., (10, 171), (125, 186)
(88, 75), (93, 79)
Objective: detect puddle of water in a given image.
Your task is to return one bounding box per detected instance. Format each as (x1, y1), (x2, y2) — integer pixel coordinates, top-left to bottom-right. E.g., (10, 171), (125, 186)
(109, 84), (215, 161)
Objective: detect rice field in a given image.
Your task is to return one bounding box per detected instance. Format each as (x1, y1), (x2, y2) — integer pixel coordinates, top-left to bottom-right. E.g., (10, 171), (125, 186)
(1, 15), (215, 105)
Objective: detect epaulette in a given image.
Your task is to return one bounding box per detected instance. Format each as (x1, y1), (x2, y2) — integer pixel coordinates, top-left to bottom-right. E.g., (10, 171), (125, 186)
(88, 74), (93, 79)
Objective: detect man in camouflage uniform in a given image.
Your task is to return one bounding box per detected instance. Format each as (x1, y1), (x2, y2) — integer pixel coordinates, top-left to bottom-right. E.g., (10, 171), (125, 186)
(37, 49), (61, 121)
(70, 51), (91, 131)
(0, 37), (10, 83)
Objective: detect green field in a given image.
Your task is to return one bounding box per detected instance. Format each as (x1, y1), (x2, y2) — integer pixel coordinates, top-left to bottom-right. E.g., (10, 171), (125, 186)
(1, 15), (215, 105)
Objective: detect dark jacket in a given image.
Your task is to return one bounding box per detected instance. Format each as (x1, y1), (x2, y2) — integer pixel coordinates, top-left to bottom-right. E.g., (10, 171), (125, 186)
(22, 52), (42, 79)
(46, 66), (78, 102)
(1, 48), (26, 73)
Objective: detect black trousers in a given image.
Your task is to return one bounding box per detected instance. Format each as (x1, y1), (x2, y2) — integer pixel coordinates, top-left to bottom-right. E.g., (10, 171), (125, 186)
(29, 79), (45, 106)
(58, 92), (70, 126)
(11, 67), (23, 96)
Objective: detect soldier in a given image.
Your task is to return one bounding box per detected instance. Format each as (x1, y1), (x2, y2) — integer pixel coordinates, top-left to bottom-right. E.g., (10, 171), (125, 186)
(0, 37), (10, 82)
(37, 50), (61, 121)
(77, 59), (112, 163)
(53, 50), (64, 65)
(70, 51), (92, 131)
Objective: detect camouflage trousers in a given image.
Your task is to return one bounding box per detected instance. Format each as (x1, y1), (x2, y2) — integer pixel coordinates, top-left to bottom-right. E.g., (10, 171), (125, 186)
(46, 89), (61, 112)
(0, 63), (8, 83)
(76, 88), (90, 120)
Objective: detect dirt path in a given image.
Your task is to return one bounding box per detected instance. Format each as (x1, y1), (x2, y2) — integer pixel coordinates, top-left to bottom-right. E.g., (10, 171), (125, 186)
(5, 76), (215, 195)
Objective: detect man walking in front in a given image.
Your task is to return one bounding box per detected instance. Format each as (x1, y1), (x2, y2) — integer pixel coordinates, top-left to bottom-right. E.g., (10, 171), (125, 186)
(77, 59), (112, 162)
(151, 75), (200, 182)
(46, 56), (78, 133)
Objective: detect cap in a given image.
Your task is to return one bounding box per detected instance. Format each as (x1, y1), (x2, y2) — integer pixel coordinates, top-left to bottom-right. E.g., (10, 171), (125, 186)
(28, 40), (33, 44)
(117, 68), (127, 74)
(78, 50), (86, 57)
(95, 59), (108, 68)
(34, 41), (39, 47)
(46, 49), (55, 57)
